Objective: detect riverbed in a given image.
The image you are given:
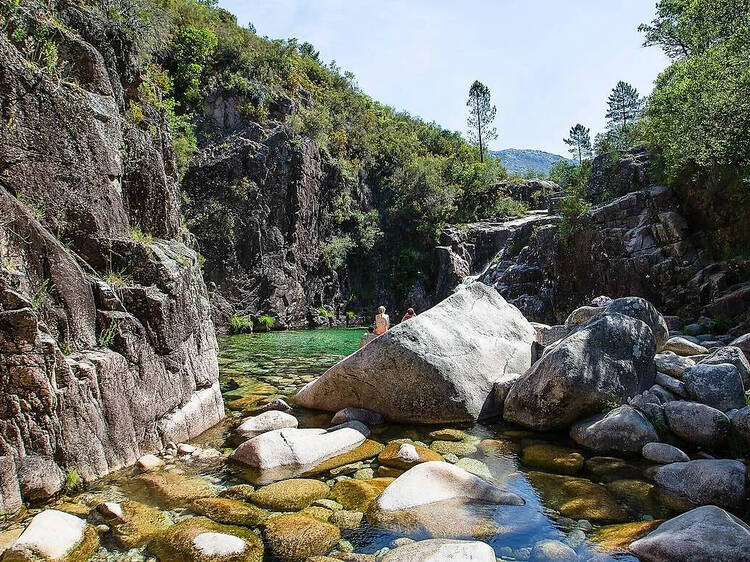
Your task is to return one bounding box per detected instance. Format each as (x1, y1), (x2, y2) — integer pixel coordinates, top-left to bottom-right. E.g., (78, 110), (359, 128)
(4, 328), (678, 560)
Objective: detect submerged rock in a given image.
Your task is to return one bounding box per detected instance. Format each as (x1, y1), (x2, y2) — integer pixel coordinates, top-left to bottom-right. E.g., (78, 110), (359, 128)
(629, 506), (750, 561)
(191, 498), (268, 527)
(95, 500), (172, 548)
(250, 479), (330, 511)
(651, 459), (746, 511)
(295, 284), (537, 423)
(590, 520), (662, 552)
(329, 478), (394, 511)
(381, 538), (496, 561)
(1, 510), (99, 562)
(330, 407), (384, 426)
(262, 513), (340, 561)
(131, 472), (215, 508)
(505, 312), (656, 431)
(527, 472), (629, 522)
(530, 539), (577, 561)
(520, 444), (584, 475)
(147, 517), (263, 562)
(570, 405), (658, 453)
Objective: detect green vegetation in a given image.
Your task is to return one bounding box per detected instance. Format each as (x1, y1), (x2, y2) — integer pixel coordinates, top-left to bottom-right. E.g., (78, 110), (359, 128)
(316, 307), (333, 319)
(60, 339), (72, 355)
(64, 470), (82, 494)
(563, 124), (592, 166)
(129, 226), (154, 247)
(98, 320), (118, 348)
(256, 315), (275, 330)
(639, 0), (750, 249)
(549, 160), (592, 240)
(105, 269), (128, 289)
(229, 314), (253, 333)
(29, 279), (54, 311)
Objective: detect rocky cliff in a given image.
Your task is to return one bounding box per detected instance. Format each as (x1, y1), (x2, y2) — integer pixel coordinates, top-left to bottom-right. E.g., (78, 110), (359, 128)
(182, 111), (365, 330)
(0, 2), (222, 513)
(437, 183), (749, 332)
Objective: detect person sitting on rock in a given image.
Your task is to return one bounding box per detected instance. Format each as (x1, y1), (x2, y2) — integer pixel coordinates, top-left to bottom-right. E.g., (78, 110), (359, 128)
(401, 307), (416, 322)
(374, 306), (390, 334)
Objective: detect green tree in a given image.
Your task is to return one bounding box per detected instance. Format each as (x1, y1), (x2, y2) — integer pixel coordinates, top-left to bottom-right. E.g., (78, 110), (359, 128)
(639, 0), (750, 59)
(466, 80), (497, 162)
(605, 81), (642, 131)
(563, 124), (592, 165)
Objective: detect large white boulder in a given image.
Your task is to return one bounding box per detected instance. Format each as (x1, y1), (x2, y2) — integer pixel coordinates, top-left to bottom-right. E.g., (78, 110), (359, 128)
(294, 283), (536, 423)
(229, 422), (369, 484)
(382, 539), (496, 561)
(3, 510), (98, 560)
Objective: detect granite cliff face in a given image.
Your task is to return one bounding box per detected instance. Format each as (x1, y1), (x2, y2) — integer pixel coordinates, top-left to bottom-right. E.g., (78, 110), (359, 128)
(0, 3), (222, 512)
(437, 176), (749, 332)
(182, 116), (364, 330)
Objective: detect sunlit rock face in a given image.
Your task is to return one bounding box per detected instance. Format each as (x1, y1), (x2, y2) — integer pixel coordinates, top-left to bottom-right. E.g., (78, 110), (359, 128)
(295, 283), (536, 424)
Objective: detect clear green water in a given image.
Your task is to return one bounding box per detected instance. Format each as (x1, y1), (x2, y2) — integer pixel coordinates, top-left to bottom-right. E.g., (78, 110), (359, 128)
(10, 328), (666, 560)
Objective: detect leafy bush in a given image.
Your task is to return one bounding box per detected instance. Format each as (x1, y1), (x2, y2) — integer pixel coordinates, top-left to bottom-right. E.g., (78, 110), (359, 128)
(129, 226), (154, 247)
(256, 315), (275, 330)
(98, 321), (118, 348)
(322, 235), (353, 270)
(64, 470), (82, 494)
(229, 314), (253, 333)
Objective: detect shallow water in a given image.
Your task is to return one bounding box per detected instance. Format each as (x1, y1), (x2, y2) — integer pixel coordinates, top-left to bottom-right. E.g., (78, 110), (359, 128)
(5, 328), (673, 560)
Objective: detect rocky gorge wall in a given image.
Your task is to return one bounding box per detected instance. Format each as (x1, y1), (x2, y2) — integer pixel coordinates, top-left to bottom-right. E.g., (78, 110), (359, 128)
(0, 3), (222, 513)
(437, 182), (749, 332)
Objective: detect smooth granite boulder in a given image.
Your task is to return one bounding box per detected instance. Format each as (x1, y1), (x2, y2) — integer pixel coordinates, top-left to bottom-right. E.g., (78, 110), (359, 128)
(605, 296), (669, 351)
(663, 401), (729, 447)
(381, 539), (496, 561)
(295, 284), (536, 423)
(505, 313), (656, 431)
(570, 405), (658, 453)
(681, 363), (745, 411)
(630, 506), (750, 561)
(651, 459), (746, 511)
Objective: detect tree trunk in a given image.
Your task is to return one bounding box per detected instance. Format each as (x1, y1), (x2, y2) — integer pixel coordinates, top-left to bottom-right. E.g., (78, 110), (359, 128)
(476, 97), (483, 163)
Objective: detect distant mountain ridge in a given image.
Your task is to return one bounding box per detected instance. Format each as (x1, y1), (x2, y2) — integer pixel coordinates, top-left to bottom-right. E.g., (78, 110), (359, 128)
(491, 148), (570, 175)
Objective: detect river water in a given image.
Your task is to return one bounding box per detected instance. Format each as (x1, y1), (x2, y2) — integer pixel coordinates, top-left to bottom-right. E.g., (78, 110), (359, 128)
(5, 328), (677, 560)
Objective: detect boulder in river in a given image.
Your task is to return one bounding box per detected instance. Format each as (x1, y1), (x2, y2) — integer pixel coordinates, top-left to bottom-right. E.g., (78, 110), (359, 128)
(651, 459), (746, 511)
(681, 363), (745, 411)
(641, 443), (689, 464)
(699, 345), (750, 386)
(367, 461), (523, 537)
(605, 296), (669, 351)
(295, 283), (537, 423)
(2, 510), (99, 561)
(663, 401), (729, 447)
(505, 312), (656, 431)
(236, 411), (298, 439)
(662, 336), (708, 356)
(570, 405), (658, 453)
(229, 422), (370, 484)
(381, 538), (496, 561)
(629, 505), (750, 562)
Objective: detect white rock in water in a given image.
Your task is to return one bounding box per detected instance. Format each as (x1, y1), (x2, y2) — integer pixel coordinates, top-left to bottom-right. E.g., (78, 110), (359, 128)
(382, 538), (496, 561)
(295, 284), (537, 423)
(178, 443), (197, 454)
(373, 461), (523, 512)
(99, 502), (124, 520)
(9, 510), (88, 559)
(236, 410), (298, 438)
(192, 532), (247, 556)
(395, 444), (420, 463)
(137, 454), (164, 471)
(231, 421), (370, 470)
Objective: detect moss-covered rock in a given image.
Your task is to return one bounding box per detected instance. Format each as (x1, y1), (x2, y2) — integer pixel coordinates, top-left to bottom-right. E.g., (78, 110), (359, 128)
(262, 513), (340, 561)
(2, 510), (99, 562)
(605, 479), (668, 518)
(100, 501), (172, 548)
(219, 485), (255, 501)
(227, 395), (266, 412)
(250, 479), (330, 511)
(329, 478), (394, 511)
(527, 472), (629, 522)
(192, 498), (268, 526)
(584, 456), (642, 482)
(478, 439), (521, 456)
(299, 506), (333, 522)
(455, 458), (492, 480)
(428, 429), (467, 442)
(590, 520), (663, 552)
(429, 441), (477, 456)
(54, 502), (91, 518)
(303, 440), (384, 476)
(130, 472), (215, 508)
(147, 517), (263, 562)
(378, 442), (442, 470)
(521, 444), (584, 475)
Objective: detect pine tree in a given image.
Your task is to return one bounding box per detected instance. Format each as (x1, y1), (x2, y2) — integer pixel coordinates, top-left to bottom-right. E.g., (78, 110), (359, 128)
(466, 80), (497, 163)
(605, 81), (643, 130)
(563, 124), (592, 165)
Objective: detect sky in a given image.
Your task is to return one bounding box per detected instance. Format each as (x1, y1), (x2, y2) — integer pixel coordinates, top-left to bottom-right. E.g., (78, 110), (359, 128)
(218, 1), (671, 157)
